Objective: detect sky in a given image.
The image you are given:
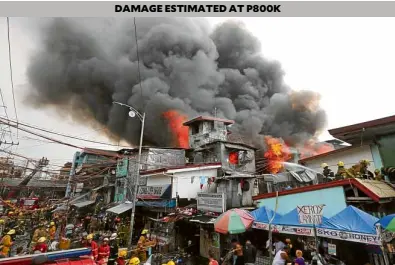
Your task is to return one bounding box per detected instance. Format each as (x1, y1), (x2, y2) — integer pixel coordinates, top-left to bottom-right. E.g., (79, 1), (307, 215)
(0, 17), (394, 168)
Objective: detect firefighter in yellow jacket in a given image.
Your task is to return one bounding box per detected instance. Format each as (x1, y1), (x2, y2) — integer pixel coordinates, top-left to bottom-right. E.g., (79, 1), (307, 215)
(49, 221), (56, 241)
(336, 161), (349, 179)
(1, 229), (15, 257)
(32, 224), (49, 246)
(137, 229), (156, 262)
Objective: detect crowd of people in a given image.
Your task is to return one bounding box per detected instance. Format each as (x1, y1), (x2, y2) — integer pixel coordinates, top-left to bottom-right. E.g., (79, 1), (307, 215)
(0, 209), (158, 265)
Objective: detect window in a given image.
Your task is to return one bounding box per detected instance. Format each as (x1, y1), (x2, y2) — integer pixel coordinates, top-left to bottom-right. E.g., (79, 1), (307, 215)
(191, 124), (199, 135)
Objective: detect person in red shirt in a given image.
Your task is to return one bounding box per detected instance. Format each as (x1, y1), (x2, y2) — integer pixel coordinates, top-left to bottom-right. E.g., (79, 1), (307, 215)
(208, 250), (219, 265)
(85, 234), (98, 260)
(98, 238), (110, 264)
(33, 237), (48, 253)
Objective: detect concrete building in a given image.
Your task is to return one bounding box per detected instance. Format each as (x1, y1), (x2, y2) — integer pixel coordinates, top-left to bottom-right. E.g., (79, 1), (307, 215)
(300, 115), (395, 178)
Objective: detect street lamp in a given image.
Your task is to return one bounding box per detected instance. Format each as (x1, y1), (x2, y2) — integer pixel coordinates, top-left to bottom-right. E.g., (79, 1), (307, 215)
(113, 101), (146, 251)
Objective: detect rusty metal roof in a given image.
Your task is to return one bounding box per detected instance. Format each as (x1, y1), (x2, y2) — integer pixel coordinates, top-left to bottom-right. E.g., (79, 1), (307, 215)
(355, 179), (395, 199)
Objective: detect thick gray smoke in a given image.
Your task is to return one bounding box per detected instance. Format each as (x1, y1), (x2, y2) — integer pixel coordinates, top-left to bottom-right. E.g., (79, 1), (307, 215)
(26, 17), (327, 148)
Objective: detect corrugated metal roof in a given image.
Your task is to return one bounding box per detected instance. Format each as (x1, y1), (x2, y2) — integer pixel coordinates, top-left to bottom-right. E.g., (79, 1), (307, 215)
(355, 179), (395, 199)
(72, 200), (95, 208)
(106, 202), (134, 214)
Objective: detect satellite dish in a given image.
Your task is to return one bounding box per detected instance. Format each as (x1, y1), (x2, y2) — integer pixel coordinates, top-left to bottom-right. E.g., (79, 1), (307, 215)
(128, 111), (136, 118)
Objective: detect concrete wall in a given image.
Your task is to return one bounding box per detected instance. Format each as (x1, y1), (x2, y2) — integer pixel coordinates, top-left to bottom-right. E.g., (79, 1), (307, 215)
(256, 186), (347, 218)
(144, 168), (218, 199)
(302, 145), (376, 173)
(188, 121), (227, 149)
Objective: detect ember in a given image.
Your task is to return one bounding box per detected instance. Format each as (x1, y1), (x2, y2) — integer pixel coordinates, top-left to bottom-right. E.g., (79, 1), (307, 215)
(163, 110), (189, 148)
(264, 136), (292, 174)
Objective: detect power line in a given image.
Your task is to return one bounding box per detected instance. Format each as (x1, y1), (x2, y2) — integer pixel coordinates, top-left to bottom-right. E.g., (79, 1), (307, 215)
(6, 17), (18, 140)
(0, 116), (131, 148)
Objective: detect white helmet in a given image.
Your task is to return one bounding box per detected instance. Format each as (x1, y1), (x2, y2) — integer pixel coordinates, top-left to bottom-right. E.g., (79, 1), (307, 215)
(110, 233), (117, 240)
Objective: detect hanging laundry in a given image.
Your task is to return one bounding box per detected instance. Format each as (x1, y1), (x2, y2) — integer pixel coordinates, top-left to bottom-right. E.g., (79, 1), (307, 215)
(191, 176), (195, 184)
(237, 183), (242, 196)
(200, 176), (207, 190)
(240, 179), (245, 189)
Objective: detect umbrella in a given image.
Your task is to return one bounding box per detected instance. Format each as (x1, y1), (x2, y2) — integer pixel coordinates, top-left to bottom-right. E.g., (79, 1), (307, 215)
(214, 209), (255, 234)
(377, 214), (395, 231)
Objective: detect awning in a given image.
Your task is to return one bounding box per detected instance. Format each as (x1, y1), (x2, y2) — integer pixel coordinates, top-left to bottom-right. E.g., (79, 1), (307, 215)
(189, 215), (216, 224)
(106, 202), (134, 214)
(72, 200), (95, 208)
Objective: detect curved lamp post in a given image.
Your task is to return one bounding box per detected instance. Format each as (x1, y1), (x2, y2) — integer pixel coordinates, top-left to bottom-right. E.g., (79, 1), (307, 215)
(113, 101), (145, 251)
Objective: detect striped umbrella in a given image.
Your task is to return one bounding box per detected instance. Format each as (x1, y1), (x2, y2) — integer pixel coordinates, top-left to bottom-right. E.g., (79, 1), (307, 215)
(377, 214), (395, 231)
(214, 209), (255, 234)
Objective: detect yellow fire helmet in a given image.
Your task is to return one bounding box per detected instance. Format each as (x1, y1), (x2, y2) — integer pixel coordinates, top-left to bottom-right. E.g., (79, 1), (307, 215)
(7, 229), (16, 235)
(375, 169), (380, 174)
(0, 219), (4, 224)
(321, 163), (328, 168)
(38, 237), (46, 243)
(360, 159), (370, 165)
(87, 234), (94, 240)
(141, 229), (149, 235)
(119, 250), (127, 258)
(129, 257), (140, 265)
(50, 222), (55, 226)
(8, 212), (14, 216)
(19, 212), (23, 216)
(167, 261), (175, 265)
(337, 161), (345, 167)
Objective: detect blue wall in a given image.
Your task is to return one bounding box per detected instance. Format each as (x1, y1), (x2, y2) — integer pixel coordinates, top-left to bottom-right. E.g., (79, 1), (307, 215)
(257, 186), (347, 218)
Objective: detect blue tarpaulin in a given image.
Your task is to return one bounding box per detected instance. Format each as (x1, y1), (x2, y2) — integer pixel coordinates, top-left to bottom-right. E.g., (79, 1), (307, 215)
(251, 206), (283, 224)
(320, 205), (378, 234)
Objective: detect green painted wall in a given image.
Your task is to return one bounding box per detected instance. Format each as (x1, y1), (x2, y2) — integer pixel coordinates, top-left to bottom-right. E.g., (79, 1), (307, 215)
(378, 135), (395, 167)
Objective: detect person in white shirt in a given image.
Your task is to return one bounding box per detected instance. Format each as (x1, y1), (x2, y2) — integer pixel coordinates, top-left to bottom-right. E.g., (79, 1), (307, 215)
(272, 245), (290, 265)
(273, 237), (286, 254)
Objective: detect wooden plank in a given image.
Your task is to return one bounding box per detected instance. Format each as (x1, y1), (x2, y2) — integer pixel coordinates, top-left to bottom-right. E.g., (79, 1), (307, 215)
(346, 197), (373, 201)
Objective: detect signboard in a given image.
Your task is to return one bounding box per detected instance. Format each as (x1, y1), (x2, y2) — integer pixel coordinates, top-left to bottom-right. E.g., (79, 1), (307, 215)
(197, 193), (226, 213)
(252, 223), (380, 245)
(316, 228), (381, 245)
(328, 243), (336, 255)
(137, 185), (170, 200)
(297, 205), (325, 225)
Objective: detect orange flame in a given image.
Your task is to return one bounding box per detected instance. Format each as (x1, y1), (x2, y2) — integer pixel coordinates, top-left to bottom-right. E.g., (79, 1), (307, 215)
(163, 110), (189, 148)
(264, 136), (292, 174)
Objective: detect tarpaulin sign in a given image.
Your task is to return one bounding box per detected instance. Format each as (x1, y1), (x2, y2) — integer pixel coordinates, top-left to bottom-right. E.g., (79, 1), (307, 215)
(297, 205), (325, 225)
(328, 243), (336, 255)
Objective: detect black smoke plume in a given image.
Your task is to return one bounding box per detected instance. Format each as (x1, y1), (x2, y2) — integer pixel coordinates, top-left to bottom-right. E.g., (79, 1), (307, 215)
(26, 18), (327, 148)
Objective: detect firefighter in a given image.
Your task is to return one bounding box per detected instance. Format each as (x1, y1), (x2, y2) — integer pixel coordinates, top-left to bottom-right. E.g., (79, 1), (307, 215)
(98, 238), (110, 264)
(137, 229), (156, 262)
(116, 250), (127, 265)
(85, 233), (99, 261)
(0, 219), (5, 236)
(32, 223), (49, 246)
(321, 163), (334, 181)
(108, 233), (119, 265)
(33, 237), (48, 253)
(129, 257), (140, 265)
(374, 169), (384, 181)
(335, 161), (349, 179)
(49, 221), (56, 241)
(0, 229), (15, 257)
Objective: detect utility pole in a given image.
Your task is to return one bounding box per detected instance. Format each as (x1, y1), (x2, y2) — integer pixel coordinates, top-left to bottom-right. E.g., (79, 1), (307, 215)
(112, 101), (145, 252)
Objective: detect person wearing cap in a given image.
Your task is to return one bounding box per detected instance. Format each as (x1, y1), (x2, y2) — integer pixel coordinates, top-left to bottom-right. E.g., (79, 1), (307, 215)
(98, 238), (110, 264)
(33, 237), (48, 253)
(85, 234), (99, 260)
(0, 229), (15, 257)
(108, 233), (119, 265)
